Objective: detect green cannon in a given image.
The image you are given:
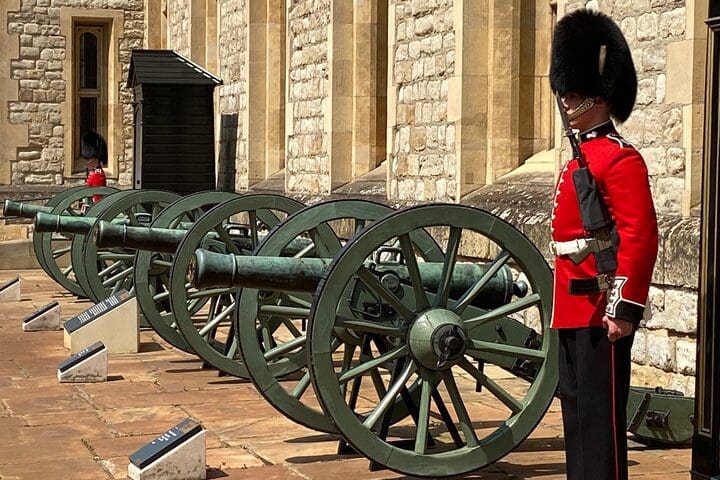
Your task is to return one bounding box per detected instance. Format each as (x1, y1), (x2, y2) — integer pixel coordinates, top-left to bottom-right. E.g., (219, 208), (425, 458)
(4, 199), (54, 218)
(191, 249), (526, 309)
(2, 185), (116, 220)
(180, 202), (557, 478)
(95, 221), (312, 255)
(31, 189), (179, 300)
(5, 187), (119, 297)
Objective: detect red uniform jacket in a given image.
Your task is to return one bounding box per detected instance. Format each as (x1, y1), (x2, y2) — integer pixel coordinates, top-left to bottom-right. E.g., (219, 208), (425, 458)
(551, 122), (659, 329)
(86, 167), (107, 204)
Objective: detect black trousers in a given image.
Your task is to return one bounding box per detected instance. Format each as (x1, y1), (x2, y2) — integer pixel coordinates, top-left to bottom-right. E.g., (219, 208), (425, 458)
(558, 327), (634, 480)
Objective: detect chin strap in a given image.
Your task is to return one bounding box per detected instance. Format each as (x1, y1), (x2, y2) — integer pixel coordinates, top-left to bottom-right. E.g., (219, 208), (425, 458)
(568, 97), (596, 120)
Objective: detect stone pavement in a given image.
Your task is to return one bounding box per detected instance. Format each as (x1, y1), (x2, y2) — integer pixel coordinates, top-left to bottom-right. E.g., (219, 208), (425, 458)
(0, 270), (692, 479)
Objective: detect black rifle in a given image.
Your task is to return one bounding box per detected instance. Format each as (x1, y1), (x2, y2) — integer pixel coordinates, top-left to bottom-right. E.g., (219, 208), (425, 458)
(555, 94), (618, 275)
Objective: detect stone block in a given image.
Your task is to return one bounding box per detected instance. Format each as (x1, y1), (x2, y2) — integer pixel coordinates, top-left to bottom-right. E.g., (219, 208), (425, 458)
(662, 217), (699, 288)
(63, 294), (140, 354)
(674, 337), (696, 375)
(57, 341), (108, 383)
(127, 429), (206, 480)
(0, 277), (21, 302)
(631, 328), (648, 365)
(646, 330), (674, 371)
(22, 301), (61, 331)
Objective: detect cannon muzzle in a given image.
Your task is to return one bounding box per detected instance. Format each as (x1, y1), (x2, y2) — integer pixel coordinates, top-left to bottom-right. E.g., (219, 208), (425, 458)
(192, 249), (525, 309)
(4, 200), (53, 218)
(34, 212), (100, 235)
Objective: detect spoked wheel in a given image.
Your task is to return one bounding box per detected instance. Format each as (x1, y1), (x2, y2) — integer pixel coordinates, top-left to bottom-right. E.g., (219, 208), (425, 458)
(170, 194), (305, 377)
(31, 185), (93, 276)
(308, 204), (557, 478)
(238, 199), (413, 433)
(134, 191), (241, 352)
(73, 190), (180, 303)
(34, 186), (119, 296)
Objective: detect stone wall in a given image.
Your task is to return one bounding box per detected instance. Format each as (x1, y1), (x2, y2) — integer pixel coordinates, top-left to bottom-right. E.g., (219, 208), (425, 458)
(388, 0), (456, 202)
(216, 0), (247, 191)
(5, 0), (144, 186)
(286, 0), (330, 194)
(167, 0), (191, 58)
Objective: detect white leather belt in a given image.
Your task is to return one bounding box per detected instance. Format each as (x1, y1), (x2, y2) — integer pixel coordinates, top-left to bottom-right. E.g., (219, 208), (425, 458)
(550, 238), (594, 256)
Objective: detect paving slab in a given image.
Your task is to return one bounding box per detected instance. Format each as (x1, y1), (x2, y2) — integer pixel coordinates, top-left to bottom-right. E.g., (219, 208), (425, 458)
(0, 269), (694, 479)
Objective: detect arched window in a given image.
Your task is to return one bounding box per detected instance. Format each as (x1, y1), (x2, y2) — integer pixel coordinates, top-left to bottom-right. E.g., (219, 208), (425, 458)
(74, 25), (107, 174)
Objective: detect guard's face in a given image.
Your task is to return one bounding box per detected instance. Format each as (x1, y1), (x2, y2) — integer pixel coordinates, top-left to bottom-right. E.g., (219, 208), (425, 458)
(560, 93), (585, 116)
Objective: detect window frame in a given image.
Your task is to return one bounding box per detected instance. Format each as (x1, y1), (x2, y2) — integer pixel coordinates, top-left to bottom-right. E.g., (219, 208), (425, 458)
(72, 23), (108, 175)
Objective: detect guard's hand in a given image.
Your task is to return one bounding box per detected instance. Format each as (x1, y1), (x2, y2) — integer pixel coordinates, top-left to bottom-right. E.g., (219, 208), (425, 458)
(602, 315), (634, 342)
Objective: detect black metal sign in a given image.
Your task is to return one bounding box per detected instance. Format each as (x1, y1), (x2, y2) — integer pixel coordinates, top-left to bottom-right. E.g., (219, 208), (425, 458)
(0, 276), (19, 292)
(63, 290), (132, 334)
(57, 341), (105, 373)
(128, 418), (202, 469)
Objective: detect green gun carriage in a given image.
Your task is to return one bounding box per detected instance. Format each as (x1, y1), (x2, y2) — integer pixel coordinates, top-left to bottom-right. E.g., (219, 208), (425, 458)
(190, 202), (556, 477)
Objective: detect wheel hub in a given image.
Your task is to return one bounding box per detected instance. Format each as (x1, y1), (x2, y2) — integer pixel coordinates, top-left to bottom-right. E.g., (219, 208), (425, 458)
(407, 308), (467, 370)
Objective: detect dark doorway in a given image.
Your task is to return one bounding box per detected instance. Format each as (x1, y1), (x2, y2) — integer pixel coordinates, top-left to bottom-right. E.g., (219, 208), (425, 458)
(691, 3), (720, 479)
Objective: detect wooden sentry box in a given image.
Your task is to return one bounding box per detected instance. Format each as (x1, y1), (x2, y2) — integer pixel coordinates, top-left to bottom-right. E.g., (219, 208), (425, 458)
(127, 50), (222, 194)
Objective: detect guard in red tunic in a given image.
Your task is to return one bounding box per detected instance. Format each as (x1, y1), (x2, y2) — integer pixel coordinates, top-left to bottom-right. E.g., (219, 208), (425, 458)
(549, 9), (659, 480)
(81, 131), (108, 204)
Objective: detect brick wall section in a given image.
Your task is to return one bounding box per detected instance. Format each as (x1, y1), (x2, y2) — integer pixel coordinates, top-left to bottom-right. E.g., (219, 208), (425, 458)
(389, 0), (456, 202)
(217, 0), (246, 191)
(286, 0), (330, 194)
(167, 0), (191, 58)
(6, 0), (143, 186)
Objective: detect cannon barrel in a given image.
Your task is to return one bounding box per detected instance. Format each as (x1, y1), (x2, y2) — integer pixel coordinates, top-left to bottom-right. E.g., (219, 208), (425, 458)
(97, 221), (316, 255)
(192, 249), (526, 309)
(4, 200), (53, 218)
(34, 212), (103, 235)
(96, 222), (185, 252)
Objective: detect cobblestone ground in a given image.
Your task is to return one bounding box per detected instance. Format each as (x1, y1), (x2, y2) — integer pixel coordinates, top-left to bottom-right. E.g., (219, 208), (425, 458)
(0, 270), (692, 479)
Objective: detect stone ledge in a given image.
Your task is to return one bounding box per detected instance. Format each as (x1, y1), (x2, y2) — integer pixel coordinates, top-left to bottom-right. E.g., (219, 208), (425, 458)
(0, 238), (39, 270)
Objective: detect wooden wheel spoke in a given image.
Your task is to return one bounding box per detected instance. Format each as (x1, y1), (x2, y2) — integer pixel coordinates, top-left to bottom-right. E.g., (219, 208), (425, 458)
(414, 374), (433, 454)
(291, 371), (312, 399)
(452, 250), (512, 315)
(97, 252), (135, 262)
(263, 335), (306, 362)
(435, 226), (462, 308)
(458, 358), (523, 414)
(52, 245), (72, 258)
(187, 287), (235, 300)
(308, 227), (334, 258)
(398, 234), (430, 311)
(282, 293), (312, 308)
(212, 223), (243, 255)
(197, 300), (236, 336)
(101, 265), (133, 287)
(122, 208), (142, 227)
(357, 267), (414, 321)
(464, 293), (542, 331)
(248, 210), (260, 247)
(441, 369), (479, 447)
(335, 315), (405, 337)
(362, 360), (416, 430)
(98, 261), (122, 277)
(338, 344), (408, 384)
(354, 218), (366, 234)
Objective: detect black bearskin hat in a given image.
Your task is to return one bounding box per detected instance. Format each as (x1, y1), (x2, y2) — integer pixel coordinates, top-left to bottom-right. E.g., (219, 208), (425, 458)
(549, 9), (637, 123)
(80, 131), (108, 166)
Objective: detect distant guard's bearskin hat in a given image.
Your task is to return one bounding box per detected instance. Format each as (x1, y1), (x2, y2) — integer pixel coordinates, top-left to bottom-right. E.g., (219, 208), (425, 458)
(80, 131), (108, 166)
(549, 9), (637, 123)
